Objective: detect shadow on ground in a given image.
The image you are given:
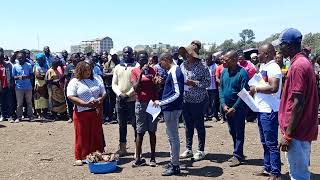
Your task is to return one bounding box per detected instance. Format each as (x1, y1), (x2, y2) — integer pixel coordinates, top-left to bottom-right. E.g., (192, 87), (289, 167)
(0, 124), (6, 128)
(207, 153), (233, 163)
(282, 172), (320, 180)
(243, 158), (264, 166)
(182, 166), (224, 178)
(142, 152), (171, 158)
(158, 158), (223, 178)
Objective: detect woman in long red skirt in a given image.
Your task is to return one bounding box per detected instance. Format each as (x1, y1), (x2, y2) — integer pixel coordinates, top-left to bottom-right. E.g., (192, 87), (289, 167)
(67, 61), (106, 166)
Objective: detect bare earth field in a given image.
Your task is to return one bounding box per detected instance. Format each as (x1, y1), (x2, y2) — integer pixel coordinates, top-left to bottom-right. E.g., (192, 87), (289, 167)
(0, 120), (319, 180)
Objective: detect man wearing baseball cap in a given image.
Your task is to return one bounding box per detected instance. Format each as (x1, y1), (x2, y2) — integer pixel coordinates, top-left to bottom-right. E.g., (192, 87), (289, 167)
(274, 28), (319, 180)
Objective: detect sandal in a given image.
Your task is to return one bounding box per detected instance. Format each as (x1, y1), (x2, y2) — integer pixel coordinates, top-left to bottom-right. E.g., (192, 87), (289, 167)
(73, 160), (83, 166)
(132, 159), (146, 168)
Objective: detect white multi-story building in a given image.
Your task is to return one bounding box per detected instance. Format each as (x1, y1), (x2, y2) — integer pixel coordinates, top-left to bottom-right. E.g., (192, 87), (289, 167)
(71, 36), (113, 53)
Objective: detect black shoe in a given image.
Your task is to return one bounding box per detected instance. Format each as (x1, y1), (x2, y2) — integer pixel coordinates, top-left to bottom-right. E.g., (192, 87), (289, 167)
(163, 163), (173, 169)
(132, 159), (146, 168)
(162, 164), (180, 176)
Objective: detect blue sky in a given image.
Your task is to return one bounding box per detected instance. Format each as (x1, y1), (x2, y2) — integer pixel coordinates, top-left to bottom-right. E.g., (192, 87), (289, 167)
(0, 0), (319, 52)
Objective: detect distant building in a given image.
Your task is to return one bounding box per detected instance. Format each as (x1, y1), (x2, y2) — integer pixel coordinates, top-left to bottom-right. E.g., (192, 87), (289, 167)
(150, 42), (170, 50)
(134, 45), (149, 52)
(134, 43), (171, 54)
(70, 36), (113, 53)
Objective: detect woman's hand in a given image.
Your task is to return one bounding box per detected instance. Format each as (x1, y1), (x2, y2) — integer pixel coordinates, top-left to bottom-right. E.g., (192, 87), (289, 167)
(83, 100), (96, 108)
(186, 79), (197, 87)
(95, 97), (104, 107)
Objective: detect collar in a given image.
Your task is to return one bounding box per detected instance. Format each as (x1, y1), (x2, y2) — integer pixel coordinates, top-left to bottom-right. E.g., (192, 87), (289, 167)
(290, 52), (307, 65)
(167, 63), (177, 74)
(264, 60), (276, 66)
(120, 61), (136, 67)
(228, 65), (241, 73)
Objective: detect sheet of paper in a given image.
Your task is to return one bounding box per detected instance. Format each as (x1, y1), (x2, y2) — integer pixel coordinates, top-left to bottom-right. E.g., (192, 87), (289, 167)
(248, 73), (267, 87)
(146, 100), (161, 122)
(237, 88), (260, 112)
(184, 85), (190, 91)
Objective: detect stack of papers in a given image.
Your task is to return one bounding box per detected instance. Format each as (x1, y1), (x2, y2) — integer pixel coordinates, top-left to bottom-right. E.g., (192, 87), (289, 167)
(248, 74), (267, 87)
(146, 100), (161, 122)
(237, 88), (259, 112)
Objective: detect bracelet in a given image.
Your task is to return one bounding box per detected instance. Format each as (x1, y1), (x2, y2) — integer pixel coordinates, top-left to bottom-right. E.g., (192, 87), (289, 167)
(283, 133), (292, 142)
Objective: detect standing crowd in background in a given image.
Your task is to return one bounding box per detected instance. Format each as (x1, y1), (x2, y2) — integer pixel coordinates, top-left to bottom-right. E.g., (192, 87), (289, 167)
(0, 28), (319, 179)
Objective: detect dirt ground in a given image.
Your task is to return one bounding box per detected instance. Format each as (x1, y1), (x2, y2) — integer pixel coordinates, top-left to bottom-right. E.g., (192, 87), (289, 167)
(0, 119), (319, 180)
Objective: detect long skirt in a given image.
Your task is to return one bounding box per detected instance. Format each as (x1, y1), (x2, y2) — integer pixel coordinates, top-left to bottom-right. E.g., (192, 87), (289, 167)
(73, 109), (105, 160)
(51, 85), (67, 113)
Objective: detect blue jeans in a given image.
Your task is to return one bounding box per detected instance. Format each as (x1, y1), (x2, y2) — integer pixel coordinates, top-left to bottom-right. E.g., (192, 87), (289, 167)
(257, 112), (281, 176)
(0, 87), (15, 118)
(226, 109), (246, 160)
(286, 139), (311, 180)
(183, 100), (206, 151)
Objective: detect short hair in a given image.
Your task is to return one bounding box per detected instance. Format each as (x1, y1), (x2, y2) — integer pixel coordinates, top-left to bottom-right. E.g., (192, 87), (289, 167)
(159, 52), (173, 62)
(18, 50), (26, 56)
(136, 50), (148, 59)
(74, 61), (93, 80)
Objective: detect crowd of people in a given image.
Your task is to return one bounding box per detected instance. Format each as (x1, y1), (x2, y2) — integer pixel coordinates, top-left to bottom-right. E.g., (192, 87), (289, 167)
(0, 28), (319, 179)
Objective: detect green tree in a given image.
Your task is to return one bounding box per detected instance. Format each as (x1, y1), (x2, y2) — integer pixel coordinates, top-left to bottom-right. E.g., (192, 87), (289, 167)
(83, 46), (93, 54)
(218, 39), (238, 52)
(302, 32), (320, 54)
(239, 29), (256, 49)
(256, 33), (280, 47)
(208, 43), (218, 53)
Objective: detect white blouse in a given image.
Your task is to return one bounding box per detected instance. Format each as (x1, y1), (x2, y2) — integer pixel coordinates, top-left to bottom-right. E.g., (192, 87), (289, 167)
(67, 75), (106, 112)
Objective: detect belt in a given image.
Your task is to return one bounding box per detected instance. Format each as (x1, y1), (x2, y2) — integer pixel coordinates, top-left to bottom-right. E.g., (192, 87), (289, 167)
(81, 108), (96, 112)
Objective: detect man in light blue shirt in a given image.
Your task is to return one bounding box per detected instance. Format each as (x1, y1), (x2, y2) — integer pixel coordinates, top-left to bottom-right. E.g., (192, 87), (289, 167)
(12, 51), (34, 122)
(91, 52), (103, 76)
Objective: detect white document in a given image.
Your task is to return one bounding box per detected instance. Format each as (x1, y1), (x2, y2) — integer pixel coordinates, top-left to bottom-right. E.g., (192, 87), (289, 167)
(184, 85), (190, 91)
(248, 73), (267, 87)
(146, 100), (161, 122)
(237, 88), (260, 112)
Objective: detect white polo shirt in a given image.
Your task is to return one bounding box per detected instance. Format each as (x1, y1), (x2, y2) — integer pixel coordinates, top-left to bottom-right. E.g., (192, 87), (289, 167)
(255, 60), (282, 113)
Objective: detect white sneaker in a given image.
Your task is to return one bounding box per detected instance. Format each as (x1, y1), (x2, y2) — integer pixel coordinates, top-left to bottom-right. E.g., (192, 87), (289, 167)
(180, 150), (193, 159)
(8, 118), (14, 123)
(193, 150), (206, 161)
(14, 119), (20, 123)
(0, 117), (4, 121)
(29, 117), (35, 122)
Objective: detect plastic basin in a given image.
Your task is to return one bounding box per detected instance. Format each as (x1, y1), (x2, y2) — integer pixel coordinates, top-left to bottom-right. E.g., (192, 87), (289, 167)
(88, 160), (118, 174)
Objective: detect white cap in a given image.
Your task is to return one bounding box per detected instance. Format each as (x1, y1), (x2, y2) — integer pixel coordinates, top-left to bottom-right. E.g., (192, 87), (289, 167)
(250, 53), (258, 58)
(110, 48), (117, 56)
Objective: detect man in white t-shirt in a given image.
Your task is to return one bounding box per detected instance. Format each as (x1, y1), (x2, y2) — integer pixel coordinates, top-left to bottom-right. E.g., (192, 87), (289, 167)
(249, 43), (282, 179)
